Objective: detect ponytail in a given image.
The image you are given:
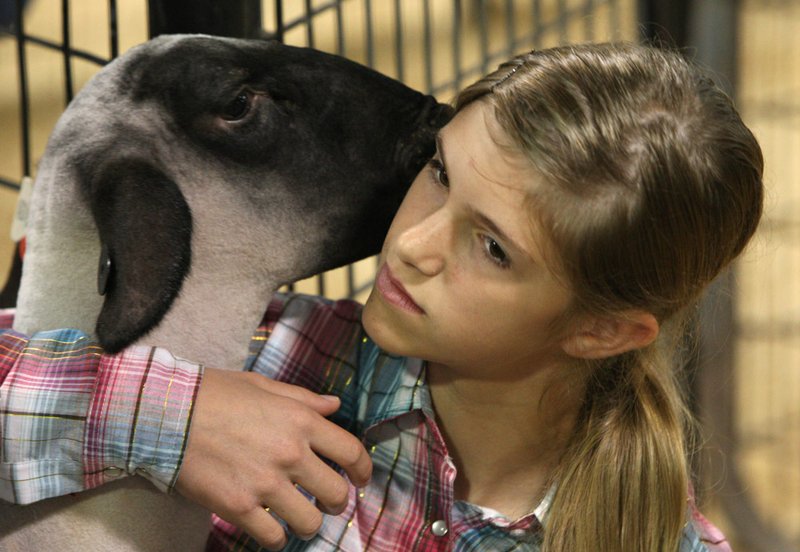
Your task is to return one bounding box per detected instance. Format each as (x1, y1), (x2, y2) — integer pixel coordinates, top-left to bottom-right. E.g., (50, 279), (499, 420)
(544, 345), (692, 552)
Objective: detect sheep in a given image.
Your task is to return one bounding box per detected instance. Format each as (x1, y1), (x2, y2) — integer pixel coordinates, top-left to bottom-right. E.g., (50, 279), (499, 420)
(2, 34), (451, 551)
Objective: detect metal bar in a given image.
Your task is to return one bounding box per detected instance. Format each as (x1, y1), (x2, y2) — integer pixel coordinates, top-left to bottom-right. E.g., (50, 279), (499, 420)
(316, 274), (325, 295)
(335, 0), (344, 55)
(394, 0), (403, 81)
(557, 0), (567, 43)
(274, 0), (284, 43)
(422, 0), (433, 93)
(532, 0), (542, 46)
(304, 0), (314, 47)
(0, 246), (22, 308)
(452, 0), (462, 90)
(505, 0), (516, 56)
(584, 0), (595, 42)
(109, 0), (119, 59)
(15, 0), (30, 177)
(0, 177), (21, 191)
(346, 265), (355, 298)
(477, 0), (489, 74)
(364, 0), (374, 68)
(20, 34), (108, 65)
(610, 0), (619, 40)
(61, 0), (74, 104)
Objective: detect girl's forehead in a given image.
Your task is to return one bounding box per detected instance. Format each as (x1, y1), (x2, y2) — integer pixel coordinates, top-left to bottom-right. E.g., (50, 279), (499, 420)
(441, 102), (535, 191)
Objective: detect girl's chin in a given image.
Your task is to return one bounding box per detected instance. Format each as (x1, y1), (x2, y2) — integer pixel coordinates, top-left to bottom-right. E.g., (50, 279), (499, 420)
(362, 300), (416, 357)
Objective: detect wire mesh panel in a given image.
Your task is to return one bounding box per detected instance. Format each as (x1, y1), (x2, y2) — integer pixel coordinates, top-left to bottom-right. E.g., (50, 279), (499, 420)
(0, 0), (151, 304)
(0, 0), (637, 302)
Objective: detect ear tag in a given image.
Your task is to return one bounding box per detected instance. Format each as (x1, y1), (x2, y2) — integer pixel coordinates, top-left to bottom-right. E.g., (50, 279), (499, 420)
(97, 244), (112, 296)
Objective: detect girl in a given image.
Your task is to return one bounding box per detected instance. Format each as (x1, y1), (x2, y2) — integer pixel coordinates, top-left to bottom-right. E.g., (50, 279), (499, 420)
(204, 41), (763, 551)
(0, 41), (762, 551)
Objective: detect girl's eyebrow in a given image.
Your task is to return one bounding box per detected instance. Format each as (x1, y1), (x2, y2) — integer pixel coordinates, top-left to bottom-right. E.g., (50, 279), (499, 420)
(469, 207), (531, 260)
(471, 210), (515, 249)
(438, 130), (533, 260)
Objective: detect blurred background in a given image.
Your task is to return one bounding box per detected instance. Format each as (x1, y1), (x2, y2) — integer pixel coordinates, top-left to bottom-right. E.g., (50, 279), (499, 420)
(0, 1), (798, 550)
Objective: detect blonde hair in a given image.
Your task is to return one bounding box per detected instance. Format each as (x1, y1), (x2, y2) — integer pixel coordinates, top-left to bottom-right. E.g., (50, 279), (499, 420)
(456, 43), (764, 551)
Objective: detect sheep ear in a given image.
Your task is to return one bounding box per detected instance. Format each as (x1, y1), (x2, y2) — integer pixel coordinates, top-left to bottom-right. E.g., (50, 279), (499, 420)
(87, 159), (192, 353)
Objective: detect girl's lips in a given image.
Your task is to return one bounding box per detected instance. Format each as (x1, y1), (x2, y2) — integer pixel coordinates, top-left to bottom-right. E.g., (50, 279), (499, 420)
(375, 264), (425, 314)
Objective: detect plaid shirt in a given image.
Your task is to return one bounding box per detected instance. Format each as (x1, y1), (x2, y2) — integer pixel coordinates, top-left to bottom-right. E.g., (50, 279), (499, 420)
(0, 295), (727, 551)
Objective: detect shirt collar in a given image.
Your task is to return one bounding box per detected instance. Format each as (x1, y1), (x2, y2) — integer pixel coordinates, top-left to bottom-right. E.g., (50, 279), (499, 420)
(358, 334), (433, 428)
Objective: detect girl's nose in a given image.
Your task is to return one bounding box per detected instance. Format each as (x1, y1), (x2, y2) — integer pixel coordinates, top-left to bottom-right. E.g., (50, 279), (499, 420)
(394, 210), (450, 277)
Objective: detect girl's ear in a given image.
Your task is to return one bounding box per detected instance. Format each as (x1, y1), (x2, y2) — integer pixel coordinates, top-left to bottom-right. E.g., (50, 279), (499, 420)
(559, 311), (659, 359)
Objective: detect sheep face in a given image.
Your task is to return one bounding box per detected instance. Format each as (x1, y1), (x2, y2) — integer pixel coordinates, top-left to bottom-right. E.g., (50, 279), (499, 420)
(15, 35), (452, 354)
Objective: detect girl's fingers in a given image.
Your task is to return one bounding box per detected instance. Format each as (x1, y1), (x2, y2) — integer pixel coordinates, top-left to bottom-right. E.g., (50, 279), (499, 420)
(261, 481), (326, 541)
(307, 417), (372, 489)
(232, 507), (289, 551)
(290, 454), (352, 516)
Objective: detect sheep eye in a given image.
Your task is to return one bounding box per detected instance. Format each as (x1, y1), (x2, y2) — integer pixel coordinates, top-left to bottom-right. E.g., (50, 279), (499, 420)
(222, 91), (252, 121)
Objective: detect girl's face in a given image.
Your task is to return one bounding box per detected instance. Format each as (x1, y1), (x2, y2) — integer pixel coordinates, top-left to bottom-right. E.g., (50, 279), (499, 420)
(362, 102), (574, 379)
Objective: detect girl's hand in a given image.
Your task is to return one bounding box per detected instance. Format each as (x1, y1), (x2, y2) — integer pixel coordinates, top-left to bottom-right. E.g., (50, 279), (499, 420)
(175, 368), (372, 550)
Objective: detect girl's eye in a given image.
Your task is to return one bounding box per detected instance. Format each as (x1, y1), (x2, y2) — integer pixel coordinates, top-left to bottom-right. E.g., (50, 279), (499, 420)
(428, 158), (449, 188)
(222, 90), (253, 121)
(482, 235), (511, 269)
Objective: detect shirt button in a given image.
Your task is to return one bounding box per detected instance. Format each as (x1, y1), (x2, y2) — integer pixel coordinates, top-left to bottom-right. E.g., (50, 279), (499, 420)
(431, 520), (449, 537)
(104, 467), (124, 478)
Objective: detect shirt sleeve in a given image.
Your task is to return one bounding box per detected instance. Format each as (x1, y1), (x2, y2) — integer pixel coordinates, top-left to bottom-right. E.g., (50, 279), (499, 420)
(0, 313), (203, 505)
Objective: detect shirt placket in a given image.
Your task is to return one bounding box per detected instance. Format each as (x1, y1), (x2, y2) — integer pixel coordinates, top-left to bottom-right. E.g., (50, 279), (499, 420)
(410, 416), (458, 552)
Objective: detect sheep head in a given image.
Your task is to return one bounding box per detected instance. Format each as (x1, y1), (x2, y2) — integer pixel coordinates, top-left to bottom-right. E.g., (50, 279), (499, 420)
(14, 35), (452, 367)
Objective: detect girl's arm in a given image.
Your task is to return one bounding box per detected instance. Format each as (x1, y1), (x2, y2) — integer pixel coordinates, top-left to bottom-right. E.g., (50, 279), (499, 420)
(0, 311), (371, 550)
(0, 313), (200, 503)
